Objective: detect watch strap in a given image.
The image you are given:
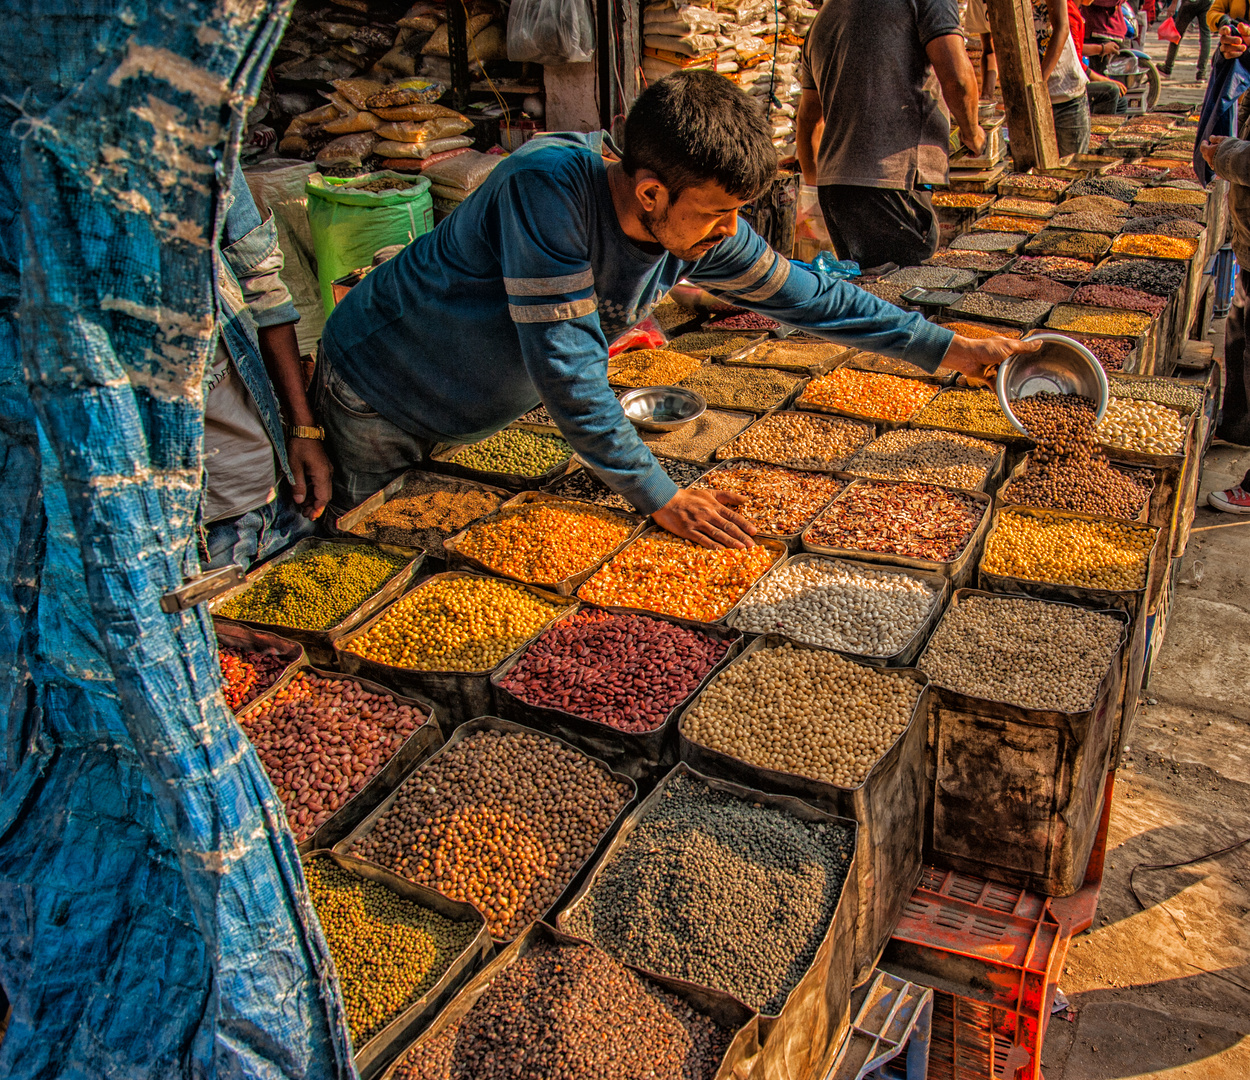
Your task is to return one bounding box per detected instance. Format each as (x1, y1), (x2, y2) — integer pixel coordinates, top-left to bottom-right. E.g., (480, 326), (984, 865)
(286, 424), (325, 440)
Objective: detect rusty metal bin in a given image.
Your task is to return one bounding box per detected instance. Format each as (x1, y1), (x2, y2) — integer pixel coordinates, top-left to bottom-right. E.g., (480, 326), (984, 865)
(918, 590), (1130, 897)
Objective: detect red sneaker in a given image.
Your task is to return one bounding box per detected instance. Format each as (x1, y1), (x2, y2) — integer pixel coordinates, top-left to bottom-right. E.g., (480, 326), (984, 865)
(1207, 486), (1250, 514)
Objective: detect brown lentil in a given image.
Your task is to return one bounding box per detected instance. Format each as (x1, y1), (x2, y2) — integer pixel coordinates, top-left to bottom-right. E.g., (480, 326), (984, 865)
(729, 339), (852, 370)
(676, 364), (803, 411)
(305, 857), (478, 1046)
(1095, 397), (1187, 454)
(608, 348), (703, 387)
(1108, 162), (1168, 180)
(1047, 304), (1152, 337)
(980, 273), (1075, 304)
(217, 545), (408, 630)
(926, 249), (1018, 272)
(991, 196), (1059, 218)
(563, 773), (853, 1014)
(241, 672), (425, 842)
(1047, 212), (1124, 235)
(848, 428), (1000, 489)
(710, 310), (780, 331)
(640, 409), (754, 462)
(948, 291), (1054, 326)
(498, 608), (729, 733)
(349, 729), (631, 938)
(451, 428), (572, 476)
(805, 481), (985, 562)
(975, 214), (1048, 234)
(1059, 195), (1133, 216)
(1072, 283), (1168, 316)
(685, 643), (920, 788)
(717, 411), (872, 469)
(800, 367), (938, 421)
(391, 940), (735, 1080)
(693, 461), (845, 535)
(1011, 255), (1093, 282)
(580, 533), (777, 622)
(664, 331), (761, 358)
(1022, 230), (1109, 261)
(949, 231), (1029, 252)
(343, 576), (562, 672)
(1110, 233), (1200, 259)
(920, 595), (1123, 711)
(913, 388), (1020, 439)
(982, 509), (1154, 590)
(1002, 172), (1070, 193)
(1069, 334), (1132, 373)
(454, 500), (634, 584)
(348, 476), (505, 551)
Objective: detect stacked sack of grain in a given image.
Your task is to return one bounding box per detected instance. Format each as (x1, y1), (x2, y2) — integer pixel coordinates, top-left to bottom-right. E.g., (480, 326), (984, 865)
(641, 2), (723, 83)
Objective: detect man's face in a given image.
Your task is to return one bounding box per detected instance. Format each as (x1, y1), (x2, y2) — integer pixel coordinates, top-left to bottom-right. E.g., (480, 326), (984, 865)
(638, 178), (746, 261)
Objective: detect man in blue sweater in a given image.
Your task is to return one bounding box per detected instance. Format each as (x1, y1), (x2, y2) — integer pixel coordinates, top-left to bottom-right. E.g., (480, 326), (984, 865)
(318, 72), (1035, 548)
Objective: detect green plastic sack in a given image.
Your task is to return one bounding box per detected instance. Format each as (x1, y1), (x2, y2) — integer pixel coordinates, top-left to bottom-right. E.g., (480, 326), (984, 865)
(305, 170), (434, 314)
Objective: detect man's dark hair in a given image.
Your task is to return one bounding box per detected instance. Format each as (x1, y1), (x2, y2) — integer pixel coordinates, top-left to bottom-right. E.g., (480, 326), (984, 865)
(621, 71), (777, 202)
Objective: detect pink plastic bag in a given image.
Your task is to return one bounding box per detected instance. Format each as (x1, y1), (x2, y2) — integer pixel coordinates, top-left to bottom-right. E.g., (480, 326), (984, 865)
(1156, 16), (1181, 44)
(608, 318), (666, 357)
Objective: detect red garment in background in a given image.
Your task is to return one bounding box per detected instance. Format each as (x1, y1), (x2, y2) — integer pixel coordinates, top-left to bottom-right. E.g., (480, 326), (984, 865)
(1083, 0), (1127, 36)
(1068, 0), (1087, 54)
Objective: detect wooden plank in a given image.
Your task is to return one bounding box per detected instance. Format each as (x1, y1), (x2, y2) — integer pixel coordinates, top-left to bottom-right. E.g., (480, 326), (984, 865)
(984, 0), (1060, 170)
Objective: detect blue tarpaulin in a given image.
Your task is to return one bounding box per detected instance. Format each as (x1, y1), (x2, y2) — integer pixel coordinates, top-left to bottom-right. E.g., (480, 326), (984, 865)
(0, 3), (355, 1076)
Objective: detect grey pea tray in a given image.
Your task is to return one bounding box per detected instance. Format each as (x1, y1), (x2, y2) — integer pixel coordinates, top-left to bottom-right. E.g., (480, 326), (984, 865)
(844, 429), (1008, 495)
(334, 715), (638, 945)
(303, 850), (493, 1080)
(333, 570), (577, 727)
(214, 621), (306, 714)
(490, 604), (744, 783)
(428, 428), (575, 491)
(726, 554), (951, 670)
(712, 409), (876, 471)
(800, 478), (994, 591)
(208, 536), (424, 666)
(674, 634), (930, 984)
(235, 663), (443, 857)
(441, 490), (645, 596)
(377, 920), (760, 1080)
(556, 762), (860, 1080)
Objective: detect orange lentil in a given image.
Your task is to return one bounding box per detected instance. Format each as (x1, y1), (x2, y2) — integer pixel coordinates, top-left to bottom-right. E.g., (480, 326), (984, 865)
(608, 348), (703, 387)
(798, 368), (938, 422)
(940, 321), (1023, 340)
(1109, 233), (1199, 260)
(579, 533), (776, 622)
(932, 192), (996, 208)
(454, 501), (635, 584)
(974, 214), (1048, 234)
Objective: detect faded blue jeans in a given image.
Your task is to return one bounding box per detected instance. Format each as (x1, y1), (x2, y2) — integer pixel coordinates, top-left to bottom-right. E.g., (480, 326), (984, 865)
(202, 487), (315, 570)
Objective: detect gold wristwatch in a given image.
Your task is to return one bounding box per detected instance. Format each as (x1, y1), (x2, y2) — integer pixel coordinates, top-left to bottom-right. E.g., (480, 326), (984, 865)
(285, 424), (325, 440)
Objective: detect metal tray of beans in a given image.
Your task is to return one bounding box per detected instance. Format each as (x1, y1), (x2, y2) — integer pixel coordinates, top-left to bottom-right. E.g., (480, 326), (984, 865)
(943, 291), (1055, 330)
(637, 406), (758, 464)
(844, 429), (1009, 495)
(800, 478), (994, 591)
(378, 920), (760, 1080)
(674, 634), (929, 984)
(836, 350), (959, 387)
(727, 554), (951, 669)
(215, 621), (306, 714)
(336, 716), (638, 944)
(208, 537), (425, 666)
(441, 490), (646, 596)
(303, 850), (493, 1080)
(234, 664), (443, 856)
(427, 429), (576, 492)
(996, 454), (1158, 525)
(490, 605), (743, 782)
(333, 468), (512, 562)
(674, 364), (810, 417)
(908, 387), (1038, 451)
(795, 370), (945, 432)
(918, 589), (1129, 896)
(556, 763), (860, 1080)
(712, 410), (876, 471)
(690, 458), (850, 552)
(718, 336), (854, 375)
(333, 571), (576, 725)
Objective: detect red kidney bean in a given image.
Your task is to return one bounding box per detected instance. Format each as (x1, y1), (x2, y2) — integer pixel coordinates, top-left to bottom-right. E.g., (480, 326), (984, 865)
(239, 672), (425, 842)
(498, 609), (729, 733)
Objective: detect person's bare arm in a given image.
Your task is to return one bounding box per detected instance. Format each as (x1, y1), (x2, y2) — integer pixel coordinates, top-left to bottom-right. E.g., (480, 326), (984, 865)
(927, 33), (986, 156)
(980, 32), (998, 100)
(796, 88), (825, 186)
(1040, 0), (1070, 83)
(257, 323), (332, 519)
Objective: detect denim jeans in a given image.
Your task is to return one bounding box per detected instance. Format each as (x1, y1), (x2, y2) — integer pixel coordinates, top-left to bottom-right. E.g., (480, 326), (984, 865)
(312, 348), (441, 517)
(202, 488), (316, 571)
(1220, 267), (1250, 448)
(1051, 95), (1091, 157)
(1087, 80), (1127, 115)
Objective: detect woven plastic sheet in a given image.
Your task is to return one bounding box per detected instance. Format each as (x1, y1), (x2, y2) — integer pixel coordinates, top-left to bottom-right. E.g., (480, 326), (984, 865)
(0, 4), (354, 1078)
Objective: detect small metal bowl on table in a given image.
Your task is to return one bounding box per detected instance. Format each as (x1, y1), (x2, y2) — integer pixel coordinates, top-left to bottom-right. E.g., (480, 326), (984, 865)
(996, 332), (1109, 435)
(619, 385), (707, 433)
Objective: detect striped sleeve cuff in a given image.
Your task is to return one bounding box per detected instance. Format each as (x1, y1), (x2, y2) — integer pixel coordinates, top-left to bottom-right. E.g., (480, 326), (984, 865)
(505, 269), (598, 324)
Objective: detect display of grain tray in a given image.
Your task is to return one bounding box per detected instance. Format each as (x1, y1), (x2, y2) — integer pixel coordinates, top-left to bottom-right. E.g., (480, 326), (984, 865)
(1021, 229), (1112, 261)
(664, 330), (768, 359)
(639, 407), (756, 463)
(947, 231), (1029, 254)
(988, 197), (1059, 219)
(215, 622), (305, 714)
(442, 491), (644, 595)
(720, 337), (854, 375)
(556, 763), (860, 1080)
(880, 266), (978, 292)
(918, 589), (1129, 896)
(304, 850), (493, 1080)
(672, 365), (807, 417)
(846, 432), (1008, 494)
(337, 716), (638, 944)
(208, 538), (424, 666)
(334, 469), (511, 561)
(796, 370), (943, 430)
(691, 458), (849, 550)
(712, 410), (875, 470)
(909, 387), (1035, 450)
(333, 572), (576, 725)
(944, 291), (1053, 330)
(1109, 232), (1202, 262)
(236, 665), (442, 856)
(800, 478), (993, 590)
(997, 175), (1070, 202)
(378, 921), (760, 1080)
(490, 605), (744, 782)
(995, 455), (1157, 525)
(675, 634), (929, 984)
(1045, 304), (1152, 360)
(838, 351), (958, 386)
(429, 430), (575, 491)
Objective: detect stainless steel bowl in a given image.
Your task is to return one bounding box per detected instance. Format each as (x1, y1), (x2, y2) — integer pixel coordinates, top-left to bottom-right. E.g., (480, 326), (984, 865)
(619, 385), (707, 433)
(996, 332), (1109, 435)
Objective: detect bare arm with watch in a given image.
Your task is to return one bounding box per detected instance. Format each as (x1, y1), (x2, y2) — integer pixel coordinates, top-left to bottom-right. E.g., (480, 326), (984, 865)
(927, 33), (988, 156)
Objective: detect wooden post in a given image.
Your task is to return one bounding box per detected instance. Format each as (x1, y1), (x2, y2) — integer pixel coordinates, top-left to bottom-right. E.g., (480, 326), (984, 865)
(983, 0), (1060, 170)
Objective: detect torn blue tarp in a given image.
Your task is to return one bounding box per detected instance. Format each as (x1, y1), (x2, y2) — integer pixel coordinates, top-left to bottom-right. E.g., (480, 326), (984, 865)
(0, 3), (354, 1077)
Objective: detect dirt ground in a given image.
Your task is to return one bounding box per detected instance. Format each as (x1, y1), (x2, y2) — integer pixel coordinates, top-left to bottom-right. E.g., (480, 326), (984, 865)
(1041, 27), (1250, 1069)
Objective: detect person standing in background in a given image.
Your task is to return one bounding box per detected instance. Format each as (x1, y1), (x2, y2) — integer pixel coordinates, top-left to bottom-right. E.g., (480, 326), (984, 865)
(1074, 0), (1131, 114)
(1209, 0), (1250, 31)
(1033, 0), (1091, 155)
(1083, 0), (1128, 70)
(1161, 0), (1213, 81)
(964, 0), (999, 100)
(796, 0), (985, 271)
